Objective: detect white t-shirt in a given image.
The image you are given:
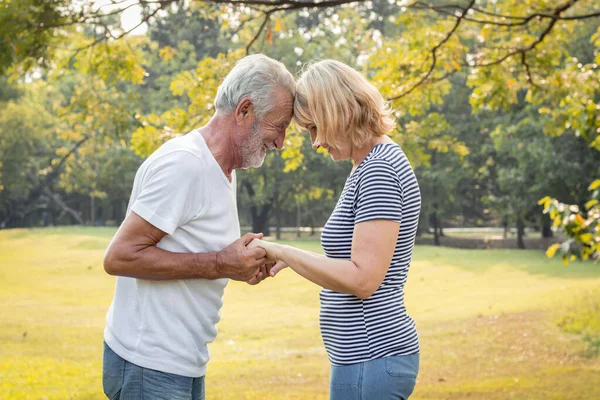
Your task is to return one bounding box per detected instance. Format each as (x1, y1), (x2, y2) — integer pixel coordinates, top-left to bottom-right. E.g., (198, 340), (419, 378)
(104, 130), (240, 377)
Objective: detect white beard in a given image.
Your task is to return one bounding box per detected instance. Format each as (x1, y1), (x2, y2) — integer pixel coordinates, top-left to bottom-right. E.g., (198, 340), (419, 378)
(239, 120), (266, 169)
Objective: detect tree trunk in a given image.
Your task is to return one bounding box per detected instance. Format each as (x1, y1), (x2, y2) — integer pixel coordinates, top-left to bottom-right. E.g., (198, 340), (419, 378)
(43, 189), (83, 225)
(250, 205), (271, 236)
(431, 212), (440, 246)
(90, 194), (95, 226)
(296, 200), (301, 238)
(503, 218), (509, 240)
(542, 215), (553, 238)
(243, 180), (273, 236)
(275, 189), (281, 240)
(516, 217), (526, 249)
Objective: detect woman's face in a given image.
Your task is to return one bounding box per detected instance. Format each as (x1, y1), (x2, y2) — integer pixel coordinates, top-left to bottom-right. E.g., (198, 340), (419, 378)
(306, 124), (352, 162)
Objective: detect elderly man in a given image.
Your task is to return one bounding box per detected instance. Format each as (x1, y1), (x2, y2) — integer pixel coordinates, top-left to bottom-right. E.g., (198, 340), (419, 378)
(101, 54), (295, 399)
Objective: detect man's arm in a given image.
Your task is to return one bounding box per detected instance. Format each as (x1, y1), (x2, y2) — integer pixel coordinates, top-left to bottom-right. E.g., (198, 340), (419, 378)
(103, 211), (268, 281)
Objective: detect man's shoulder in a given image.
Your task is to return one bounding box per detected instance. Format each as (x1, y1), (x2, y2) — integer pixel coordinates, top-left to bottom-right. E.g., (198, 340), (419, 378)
(146, 135), (207, 171)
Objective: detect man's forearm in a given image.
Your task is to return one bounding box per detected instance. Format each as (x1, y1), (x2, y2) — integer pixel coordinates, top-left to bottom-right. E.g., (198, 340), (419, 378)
(104, 243), (221, 280)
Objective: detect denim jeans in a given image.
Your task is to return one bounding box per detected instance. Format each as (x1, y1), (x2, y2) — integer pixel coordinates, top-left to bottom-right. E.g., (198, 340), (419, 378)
(330, 353), (420, 400)
(102, 342), (205, 400)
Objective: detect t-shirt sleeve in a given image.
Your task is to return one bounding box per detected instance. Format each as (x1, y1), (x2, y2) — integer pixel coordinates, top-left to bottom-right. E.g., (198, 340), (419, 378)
(130, 151), (204, 235)
(354, 159), (404, 224)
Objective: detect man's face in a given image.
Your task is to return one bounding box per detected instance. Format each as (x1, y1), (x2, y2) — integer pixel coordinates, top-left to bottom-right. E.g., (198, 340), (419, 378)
(239, 87), (294, 169)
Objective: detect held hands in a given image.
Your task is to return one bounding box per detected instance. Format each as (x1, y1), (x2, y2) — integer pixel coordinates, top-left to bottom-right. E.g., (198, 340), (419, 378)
(246, 239), (288, 278)
(216, 233), (269, 282)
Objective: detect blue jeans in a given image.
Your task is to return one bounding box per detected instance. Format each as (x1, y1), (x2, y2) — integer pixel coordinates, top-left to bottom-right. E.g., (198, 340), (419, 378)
(330, 353), (419, 400)
(102, 342), (205, 400)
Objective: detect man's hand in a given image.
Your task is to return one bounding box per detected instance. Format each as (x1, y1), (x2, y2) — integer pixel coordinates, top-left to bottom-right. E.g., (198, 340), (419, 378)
(216, 233), (268, 281)
(246, 261), (273, 285)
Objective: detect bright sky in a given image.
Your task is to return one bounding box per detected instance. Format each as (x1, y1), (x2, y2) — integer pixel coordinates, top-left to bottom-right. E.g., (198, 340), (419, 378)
(94, 0), (146, 34)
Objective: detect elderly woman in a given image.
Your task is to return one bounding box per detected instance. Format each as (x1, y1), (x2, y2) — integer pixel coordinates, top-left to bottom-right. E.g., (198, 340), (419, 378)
(249, 60), (422, 399)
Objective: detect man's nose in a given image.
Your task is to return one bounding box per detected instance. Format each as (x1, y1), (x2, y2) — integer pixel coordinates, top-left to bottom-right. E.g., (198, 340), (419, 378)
(274, 130), (286, 149)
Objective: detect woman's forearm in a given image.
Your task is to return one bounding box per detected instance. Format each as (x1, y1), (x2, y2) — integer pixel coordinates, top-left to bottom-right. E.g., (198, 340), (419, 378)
(277, 245), (373, 299)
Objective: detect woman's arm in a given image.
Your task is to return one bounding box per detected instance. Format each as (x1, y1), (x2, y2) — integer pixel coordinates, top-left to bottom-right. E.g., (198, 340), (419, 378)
(250, 219), (399, 300)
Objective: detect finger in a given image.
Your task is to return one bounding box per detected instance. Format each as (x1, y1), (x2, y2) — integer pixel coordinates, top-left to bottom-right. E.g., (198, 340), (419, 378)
(253, 256), (269, 268)
(241, 232), (264, 246)
(247, 247), (267, 260)
(269, 260), (288, 277)
(246, 239), (260, 249)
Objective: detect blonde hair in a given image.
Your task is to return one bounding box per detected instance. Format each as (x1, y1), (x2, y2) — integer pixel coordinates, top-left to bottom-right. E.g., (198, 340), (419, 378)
(294, 60), (395, 150)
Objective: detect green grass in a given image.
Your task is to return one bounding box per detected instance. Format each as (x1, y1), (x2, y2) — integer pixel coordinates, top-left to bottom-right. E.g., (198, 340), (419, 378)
(1, 227), (599, 399)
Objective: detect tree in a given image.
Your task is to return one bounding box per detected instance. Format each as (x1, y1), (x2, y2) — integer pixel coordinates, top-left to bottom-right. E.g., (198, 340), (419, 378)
(2, 0), (600, 241)
(0, 82), (63, 227)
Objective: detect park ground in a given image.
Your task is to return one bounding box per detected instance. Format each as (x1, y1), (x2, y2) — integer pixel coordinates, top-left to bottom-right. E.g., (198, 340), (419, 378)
(1, 227), (599, 399)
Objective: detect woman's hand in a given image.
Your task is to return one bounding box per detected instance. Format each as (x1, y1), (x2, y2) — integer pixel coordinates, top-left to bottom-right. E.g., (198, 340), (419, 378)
(267, 260), (288, 277)
(247, 239), (289, 276)
(246, 238), (281, 260)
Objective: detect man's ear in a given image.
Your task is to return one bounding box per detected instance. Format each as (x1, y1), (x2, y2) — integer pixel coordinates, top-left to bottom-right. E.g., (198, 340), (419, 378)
(235, 98), (254, 126)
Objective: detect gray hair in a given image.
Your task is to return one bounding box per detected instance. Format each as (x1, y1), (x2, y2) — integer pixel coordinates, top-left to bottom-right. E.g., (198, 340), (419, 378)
(214, 54), (295, 118)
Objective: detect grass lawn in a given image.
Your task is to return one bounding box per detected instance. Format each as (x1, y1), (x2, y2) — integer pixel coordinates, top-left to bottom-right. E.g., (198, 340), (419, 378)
(1, 227), (599, 399)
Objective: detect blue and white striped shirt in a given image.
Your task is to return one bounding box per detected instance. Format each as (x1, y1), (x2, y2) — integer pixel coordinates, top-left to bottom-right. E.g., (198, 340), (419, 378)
(320, 143), (421, 365)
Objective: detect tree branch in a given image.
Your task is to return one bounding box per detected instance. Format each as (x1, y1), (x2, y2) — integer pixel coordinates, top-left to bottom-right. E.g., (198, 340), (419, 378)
(521, 52), (542, 89)
(388, 0), (476, 101)
(246, 11), (272, 54)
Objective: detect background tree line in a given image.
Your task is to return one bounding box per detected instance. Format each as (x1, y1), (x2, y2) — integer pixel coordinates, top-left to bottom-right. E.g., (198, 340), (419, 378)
(0, 0), (598, 261)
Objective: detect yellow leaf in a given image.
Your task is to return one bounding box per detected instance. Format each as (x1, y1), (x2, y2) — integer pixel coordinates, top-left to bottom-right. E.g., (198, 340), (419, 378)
(589, 180), (600, 190)
(585, 199), (599, 210)
(538, 196), (551, 206)
(580, 233), (593, 243)
(159, 46), (177, 62)
(275, 19), (282, 32)
(508, 79), (516, 89)
(546, 243), (561, 258)
(451, 60), (461, 71)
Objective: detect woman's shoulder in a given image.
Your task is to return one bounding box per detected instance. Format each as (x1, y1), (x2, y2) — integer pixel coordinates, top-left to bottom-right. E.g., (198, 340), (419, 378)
(360, 144), (407, 174)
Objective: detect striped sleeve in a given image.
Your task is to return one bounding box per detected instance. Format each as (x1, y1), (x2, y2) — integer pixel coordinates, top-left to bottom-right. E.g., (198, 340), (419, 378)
(353, 159), (403, 224)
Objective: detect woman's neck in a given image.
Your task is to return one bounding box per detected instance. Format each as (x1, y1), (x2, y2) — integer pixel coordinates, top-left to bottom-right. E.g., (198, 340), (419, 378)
(350, 135), (394, 170)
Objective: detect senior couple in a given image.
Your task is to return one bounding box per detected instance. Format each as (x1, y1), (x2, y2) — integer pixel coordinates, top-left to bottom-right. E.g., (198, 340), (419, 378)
(102, 54), (421, 400)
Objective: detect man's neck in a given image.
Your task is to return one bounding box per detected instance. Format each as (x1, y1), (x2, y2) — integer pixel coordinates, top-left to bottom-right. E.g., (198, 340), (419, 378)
(197, 115), (242, 181)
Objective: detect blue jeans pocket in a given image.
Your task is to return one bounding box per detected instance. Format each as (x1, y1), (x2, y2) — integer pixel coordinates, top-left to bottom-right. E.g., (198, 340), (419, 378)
(330, 363), (361, 400)
(383, 355), (419, 399)
(141, 368), (193, 399)
(384, 354), (419, 378)
(102, 343), (124, 400)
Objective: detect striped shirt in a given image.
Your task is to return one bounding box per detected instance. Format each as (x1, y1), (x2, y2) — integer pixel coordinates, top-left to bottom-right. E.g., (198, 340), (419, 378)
(320, 143), (421, 365)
